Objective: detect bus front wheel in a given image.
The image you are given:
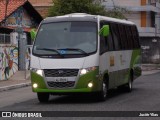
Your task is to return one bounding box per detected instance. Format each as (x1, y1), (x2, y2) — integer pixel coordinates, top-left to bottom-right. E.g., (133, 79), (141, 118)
(96, 80), (108, 101)
(37, 93), (50, 103)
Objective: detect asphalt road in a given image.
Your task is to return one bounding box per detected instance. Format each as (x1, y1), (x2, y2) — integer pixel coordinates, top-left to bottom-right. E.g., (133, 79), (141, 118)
(0, 72), (160, 119)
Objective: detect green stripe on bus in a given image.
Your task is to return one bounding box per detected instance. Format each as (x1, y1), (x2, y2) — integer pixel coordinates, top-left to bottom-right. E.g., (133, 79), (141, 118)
(130, 49), (141, 68)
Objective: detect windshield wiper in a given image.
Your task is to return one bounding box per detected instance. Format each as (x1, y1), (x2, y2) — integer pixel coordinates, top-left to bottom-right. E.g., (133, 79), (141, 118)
(58, 48), (89, 56)
(36, 48), (64, 57)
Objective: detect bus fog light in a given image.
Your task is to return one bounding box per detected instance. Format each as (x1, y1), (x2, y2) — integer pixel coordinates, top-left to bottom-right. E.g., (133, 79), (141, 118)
(33, 83), (38, 88)
(88, 82), (93, 88)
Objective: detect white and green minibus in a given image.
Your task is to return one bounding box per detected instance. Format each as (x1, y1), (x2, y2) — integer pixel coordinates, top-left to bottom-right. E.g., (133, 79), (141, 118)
(31, 13), (141, 102)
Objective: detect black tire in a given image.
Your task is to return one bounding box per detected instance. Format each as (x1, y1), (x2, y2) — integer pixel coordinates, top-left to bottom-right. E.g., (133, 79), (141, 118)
(125, 78), (132, 92)
(96, 80), (108, 101)
(37, 93), (49, 103)
(125, 71), (133, 92)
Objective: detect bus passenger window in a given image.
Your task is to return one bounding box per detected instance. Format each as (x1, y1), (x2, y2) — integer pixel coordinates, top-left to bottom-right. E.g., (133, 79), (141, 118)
(131, 26), (140, 49)
(100, 36), (108, 54)
(100, 22), (114, 51)
(105, 24), (114, 51)
(125, 26), (133, 49)
(111, 24), (121, 50)
(118, 25), (128, 50)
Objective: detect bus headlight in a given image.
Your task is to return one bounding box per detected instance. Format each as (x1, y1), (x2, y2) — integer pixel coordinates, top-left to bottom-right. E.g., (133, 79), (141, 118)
(80, 66), (97, 75)
(80, 69), (87, 75)
(36, 70), (43, 76)
(30, 68), (43, 76)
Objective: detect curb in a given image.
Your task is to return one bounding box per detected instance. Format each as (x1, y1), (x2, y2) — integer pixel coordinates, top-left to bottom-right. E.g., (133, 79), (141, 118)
(0, 82), (31, 92)
(142, 70), (160, 75)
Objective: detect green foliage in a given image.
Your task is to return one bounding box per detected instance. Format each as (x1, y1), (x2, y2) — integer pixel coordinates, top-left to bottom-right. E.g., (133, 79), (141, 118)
(106, 7), (129, 19)
(48, 0), (107, 16)
(48, 0), (127, 19)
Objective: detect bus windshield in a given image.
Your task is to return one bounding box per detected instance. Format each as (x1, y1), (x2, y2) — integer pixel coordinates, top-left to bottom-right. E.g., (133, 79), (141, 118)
(33, 21), (97, 57)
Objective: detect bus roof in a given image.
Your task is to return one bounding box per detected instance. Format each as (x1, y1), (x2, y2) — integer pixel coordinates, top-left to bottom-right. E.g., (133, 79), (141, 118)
(98, 15), (135, 25)
(43, 13), (135, 25)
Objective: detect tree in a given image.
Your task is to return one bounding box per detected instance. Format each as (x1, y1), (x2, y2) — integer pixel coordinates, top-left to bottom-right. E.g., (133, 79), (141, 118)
(48, 0), (127, 19)
(106, 7), (128, 19)
(48, 0), (107, 16)
(105, 0), (128, 19)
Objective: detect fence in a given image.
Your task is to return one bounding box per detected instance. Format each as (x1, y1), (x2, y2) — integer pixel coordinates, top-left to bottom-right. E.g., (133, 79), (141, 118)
(0, 34), (11, 44)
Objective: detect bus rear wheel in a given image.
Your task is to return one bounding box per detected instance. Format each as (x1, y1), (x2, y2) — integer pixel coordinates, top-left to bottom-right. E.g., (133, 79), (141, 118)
(37, 93), (50, 103)
(125, 78), (132, 92)
(125, 71), (133, 92)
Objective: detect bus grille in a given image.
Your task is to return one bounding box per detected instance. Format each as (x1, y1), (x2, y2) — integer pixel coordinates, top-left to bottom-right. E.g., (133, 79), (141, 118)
(47, 81), (75, 88)
(44, 69), (79, 77)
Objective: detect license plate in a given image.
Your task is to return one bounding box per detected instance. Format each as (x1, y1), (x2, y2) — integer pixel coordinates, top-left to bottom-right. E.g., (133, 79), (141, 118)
(52, 78), (68, 82)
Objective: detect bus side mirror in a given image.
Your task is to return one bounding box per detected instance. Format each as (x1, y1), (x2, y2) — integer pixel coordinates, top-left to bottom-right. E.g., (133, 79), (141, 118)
(30, 29), (37, 41)
(99, 25), (110, 37)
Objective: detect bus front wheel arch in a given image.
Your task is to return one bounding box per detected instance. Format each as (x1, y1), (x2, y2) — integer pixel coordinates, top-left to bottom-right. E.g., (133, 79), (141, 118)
(95, 74), (109, 101)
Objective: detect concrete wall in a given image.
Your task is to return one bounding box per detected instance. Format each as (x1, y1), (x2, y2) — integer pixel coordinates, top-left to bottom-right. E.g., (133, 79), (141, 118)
(103, 0), (142, 27)
(3, 7), (37, 28)
(115, 0), (140, 7)
(141, 37), (160, 63)
(146, 12), (151, 27)
(0, 33), (32, 80)
(125, 12), (141, 27)
(103, 0), (141, 7)
(0, 45), (18, 80)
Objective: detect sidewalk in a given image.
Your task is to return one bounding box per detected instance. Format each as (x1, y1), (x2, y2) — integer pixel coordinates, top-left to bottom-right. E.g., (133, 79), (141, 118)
(0, 64), (160, 92)
(142, 64), (160, 75)
(0, 71), (31, 92)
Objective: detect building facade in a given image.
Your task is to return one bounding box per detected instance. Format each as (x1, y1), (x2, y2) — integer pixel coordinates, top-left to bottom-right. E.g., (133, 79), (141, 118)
(102, 0), (160, 63)
(0, 0), (42, 80)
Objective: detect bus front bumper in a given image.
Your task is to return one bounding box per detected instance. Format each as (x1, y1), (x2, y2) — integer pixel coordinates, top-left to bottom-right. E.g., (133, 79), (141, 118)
(31, 68), (102, 94)
(32, 87), (95, 94)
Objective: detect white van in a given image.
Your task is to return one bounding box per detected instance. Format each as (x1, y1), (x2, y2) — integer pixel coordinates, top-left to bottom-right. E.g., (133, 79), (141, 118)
(31, 13), (141, 102)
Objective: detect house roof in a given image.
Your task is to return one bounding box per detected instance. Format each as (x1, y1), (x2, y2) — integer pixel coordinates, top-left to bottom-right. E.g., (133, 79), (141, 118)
(0, 0), (43, 23)
(28, 0), (53, 6)
(0, 0), (26, 22)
